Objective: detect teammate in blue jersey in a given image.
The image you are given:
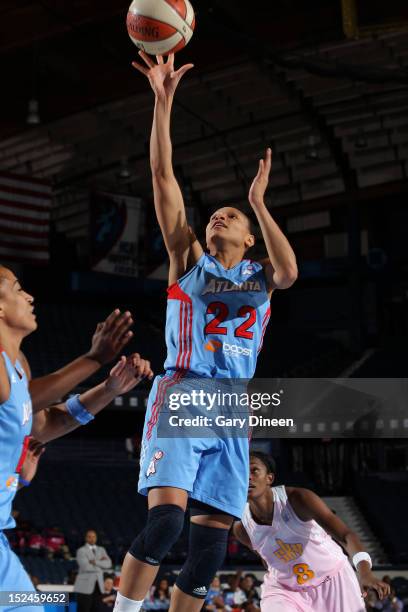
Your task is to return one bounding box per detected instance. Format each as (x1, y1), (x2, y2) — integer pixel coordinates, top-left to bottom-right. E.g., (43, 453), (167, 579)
(0, 264), (153, 609)
(114, 53), (297, 612)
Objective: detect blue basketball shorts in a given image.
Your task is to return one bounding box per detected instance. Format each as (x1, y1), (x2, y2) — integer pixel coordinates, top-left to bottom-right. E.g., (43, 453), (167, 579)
(0, 531), (44, 612)
(138, 373), (250, 519)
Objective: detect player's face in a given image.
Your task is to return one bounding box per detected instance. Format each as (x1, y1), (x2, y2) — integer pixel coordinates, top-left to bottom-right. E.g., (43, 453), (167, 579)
(0, 267), (37, 336)
(205, 207), (254, 251)
(248, 457), (274, 500)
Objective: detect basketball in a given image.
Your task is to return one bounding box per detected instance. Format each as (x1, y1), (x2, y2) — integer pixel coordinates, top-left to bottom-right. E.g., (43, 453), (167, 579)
(127, 0), (195, 56)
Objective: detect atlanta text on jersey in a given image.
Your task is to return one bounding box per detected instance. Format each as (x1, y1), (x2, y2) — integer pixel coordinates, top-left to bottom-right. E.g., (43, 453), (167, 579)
(201, 279), (262, 295)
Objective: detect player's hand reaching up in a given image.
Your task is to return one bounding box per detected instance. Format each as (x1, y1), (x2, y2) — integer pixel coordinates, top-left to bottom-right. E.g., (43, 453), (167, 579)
(132, 52), (193, 99)
(105, 353), (153, 396)
(248, 148), (272, 209)
(87, 309), (134, 365)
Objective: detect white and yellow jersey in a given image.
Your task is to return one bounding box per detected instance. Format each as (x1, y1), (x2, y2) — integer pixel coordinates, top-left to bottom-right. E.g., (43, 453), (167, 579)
(242, 486), (347, 592)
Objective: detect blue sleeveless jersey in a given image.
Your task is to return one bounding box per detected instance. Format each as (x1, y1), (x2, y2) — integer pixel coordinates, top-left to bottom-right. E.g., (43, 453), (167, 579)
(164, 253), (271, 378)
(0, 349), (32, 530)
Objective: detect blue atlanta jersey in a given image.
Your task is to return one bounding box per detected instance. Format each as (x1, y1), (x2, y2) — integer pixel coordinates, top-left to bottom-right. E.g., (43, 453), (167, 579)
(0, 349), (32, 531)
(164, 253), (271, 378)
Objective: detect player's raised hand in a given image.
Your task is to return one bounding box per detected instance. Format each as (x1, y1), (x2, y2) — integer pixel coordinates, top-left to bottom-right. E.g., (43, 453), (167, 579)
(19, 438), (46, 485)
(132, 52), (193, 99)
(129, 352), (154, 382)
(358, 569), (391, 601)
(87, 309), (134, 365)
(248, 148), (272, 209)
(105, 353), (153, 396)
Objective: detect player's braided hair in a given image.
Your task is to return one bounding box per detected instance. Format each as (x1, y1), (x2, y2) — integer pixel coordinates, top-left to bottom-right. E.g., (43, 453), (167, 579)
(249, 451), (277, 476)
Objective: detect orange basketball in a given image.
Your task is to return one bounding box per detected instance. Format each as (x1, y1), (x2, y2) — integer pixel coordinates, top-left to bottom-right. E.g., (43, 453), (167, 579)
(127, 0), (195, 55)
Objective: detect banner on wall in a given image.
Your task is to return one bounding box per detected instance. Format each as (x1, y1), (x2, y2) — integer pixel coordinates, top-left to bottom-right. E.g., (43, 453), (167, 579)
(90, 191), (142, 277)
(0, 172), (51, 264)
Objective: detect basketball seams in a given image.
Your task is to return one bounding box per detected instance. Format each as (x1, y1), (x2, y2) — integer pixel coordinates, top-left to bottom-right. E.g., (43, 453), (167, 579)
(183, 0), (194, 27)
(161, 0), (193, 40)
(163, 0), (186, 20)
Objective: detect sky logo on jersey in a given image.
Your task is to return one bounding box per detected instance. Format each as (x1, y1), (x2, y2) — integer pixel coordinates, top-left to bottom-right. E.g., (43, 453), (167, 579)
(22, 400), (32, 425)
(202, 279), (261, 295)
(6, 475), (18, 490)
(273, 539), (304, 563)
(146, 450), (164, 477)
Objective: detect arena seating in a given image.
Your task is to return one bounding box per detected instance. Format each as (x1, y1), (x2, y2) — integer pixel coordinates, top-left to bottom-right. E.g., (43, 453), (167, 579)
(22, 301), (166, 382)
(353, 473), (408, 564)
(20, 557), (76, 585)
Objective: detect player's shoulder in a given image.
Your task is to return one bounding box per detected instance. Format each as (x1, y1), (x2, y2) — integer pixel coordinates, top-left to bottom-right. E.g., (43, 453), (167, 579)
(286, 487), (317, 510)
(0, 350), (10, 404)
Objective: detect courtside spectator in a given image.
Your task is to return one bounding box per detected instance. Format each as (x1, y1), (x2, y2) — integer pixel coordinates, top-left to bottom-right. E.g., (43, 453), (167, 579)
(143, 577), (171, 611)
(204, 576), (225, 611)
(239, 574), (260, 607)
(74, 529), (112, 612)
(96, 576), (117, 612)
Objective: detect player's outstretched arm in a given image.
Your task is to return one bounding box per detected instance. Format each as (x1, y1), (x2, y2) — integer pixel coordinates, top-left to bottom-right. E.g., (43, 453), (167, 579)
(233, 521), (253, 549)
(31, 353), (153, 443)
(287, 487), (391, 601)
(233, 522), (268, 570)
(132, 52), (203, 284)
(22, 309), (134, 413)
(248, 148), (298, 294)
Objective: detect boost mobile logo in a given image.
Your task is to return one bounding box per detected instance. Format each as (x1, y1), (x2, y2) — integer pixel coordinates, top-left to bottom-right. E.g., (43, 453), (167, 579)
(204, 341), (252, 357)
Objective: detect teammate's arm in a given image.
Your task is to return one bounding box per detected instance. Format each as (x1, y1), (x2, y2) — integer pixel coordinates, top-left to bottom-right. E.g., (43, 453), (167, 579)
(287, 487), (390, 600)
(21, 309), (134, 413)
(132, 52), (203, 284)
(31, 354), (153, 443)
(248, 148), (298, 294)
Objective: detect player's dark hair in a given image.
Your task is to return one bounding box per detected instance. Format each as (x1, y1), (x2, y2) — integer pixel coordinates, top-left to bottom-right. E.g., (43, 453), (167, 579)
(250, 451), (277, 476)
